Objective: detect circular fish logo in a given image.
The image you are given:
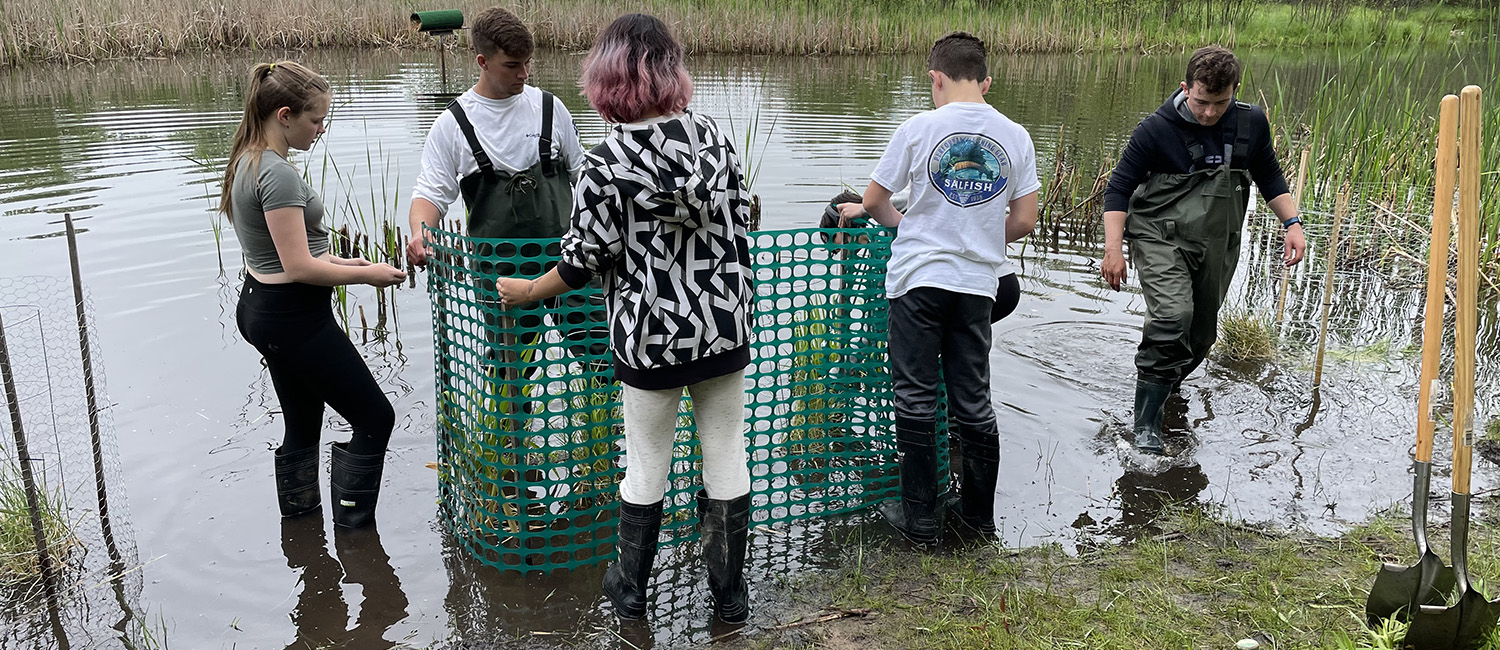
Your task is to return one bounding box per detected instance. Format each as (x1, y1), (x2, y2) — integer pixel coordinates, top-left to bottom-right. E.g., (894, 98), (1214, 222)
(928, 133), (1011, 208)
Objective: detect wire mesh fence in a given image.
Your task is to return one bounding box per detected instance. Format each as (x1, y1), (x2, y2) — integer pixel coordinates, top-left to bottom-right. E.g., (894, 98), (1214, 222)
(0, 275), (141, 649)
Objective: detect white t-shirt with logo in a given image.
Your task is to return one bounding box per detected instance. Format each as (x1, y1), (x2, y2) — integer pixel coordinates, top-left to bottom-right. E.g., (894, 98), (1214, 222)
(870, 101), (1040, 300)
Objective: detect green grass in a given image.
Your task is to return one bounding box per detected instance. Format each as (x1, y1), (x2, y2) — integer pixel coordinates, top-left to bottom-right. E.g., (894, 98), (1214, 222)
(0, 458), (77, 600)
(728, 509), (1500, 649)
(1217, 309), (1278, 363)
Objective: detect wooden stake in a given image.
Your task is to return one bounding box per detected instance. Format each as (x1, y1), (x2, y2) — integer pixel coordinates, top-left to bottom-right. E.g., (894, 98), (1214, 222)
(1313, 186), (1348, 386)
(1275, 148), (1312, 325)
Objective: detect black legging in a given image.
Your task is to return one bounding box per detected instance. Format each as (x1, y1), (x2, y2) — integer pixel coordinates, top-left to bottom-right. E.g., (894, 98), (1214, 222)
(236, 275), (394, 456)
(991, 273), (1020, 323)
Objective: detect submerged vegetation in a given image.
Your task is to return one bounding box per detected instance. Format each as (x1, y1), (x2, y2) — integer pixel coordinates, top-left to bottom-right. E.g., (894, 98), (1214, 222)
(0, 0), (1492, 66)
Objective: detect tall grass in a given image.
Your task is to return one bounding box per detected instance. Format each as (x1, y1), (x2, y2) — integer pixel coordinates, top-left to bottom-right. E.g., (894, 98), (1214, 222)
(0, 457), (78, 603)
(0, 0), (1489, 67)
(1250, 43), (1500, 269)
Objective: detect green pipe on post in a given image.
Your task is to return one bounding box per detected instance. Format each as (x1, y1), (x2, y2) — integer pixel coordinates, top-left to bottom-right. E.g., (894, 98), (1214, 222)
(411, 10), (464, 34)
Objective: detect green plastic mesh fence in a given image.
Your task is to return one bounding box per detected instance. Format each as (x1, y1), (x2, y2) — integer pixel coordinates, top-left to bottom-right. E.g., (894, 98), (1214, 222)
(427, 226), (949, 573)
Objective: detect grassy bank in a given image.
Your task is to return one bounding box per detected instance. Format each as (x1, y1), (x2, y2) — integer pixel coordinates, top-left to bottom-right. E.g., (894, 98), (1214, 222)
(0, 0), (1491, 66)
(727, 510), (1500, 649)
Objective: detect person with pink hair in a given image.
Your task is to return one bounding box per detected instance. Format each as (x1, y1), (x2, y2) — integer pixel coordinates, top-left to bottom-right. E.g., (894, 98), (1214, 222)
(494, 13), (755, 624)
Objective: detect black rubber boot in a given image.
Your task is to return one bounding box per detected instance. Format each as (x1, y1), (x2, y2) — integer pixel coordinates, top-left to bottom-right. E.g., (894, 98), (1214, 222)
(948, 420), (999, 535)
(603, 499), (663, 620)
(330, 441), (385, 528)
(1133, 378), (1172, 455)
(698, 490), (751, 624)
(878, 419), (940, 545)
(275, 445), (321, 517)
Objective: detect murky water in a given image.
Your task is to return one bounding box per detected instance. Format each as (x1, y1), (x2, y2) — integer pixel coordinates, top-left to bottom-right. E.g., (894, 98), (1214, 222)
(0, 47), (1495, 648)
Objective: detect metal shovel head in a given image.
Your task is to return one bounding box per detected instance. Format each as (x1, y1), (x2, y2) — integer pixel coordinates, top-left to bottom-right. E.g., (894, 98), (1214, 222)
(1406, 589), (1500, 650)
(1366, 549), (1455, 626)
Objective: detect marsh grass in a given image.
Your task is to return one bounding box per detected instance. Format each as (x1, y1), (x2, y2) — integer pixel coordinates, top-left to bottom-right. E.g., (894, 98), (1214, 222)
(0, 0), (1488, 66)
(1217, 308), (1277, 362)
(0, 460), (78, 604)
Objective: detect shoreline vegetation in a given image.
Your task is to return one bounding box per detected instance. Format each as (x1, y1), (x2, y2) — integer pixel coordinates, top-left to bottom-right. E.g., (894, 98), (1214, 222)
(721, 510), (1500, 650)
(0, 0), (1493, 67)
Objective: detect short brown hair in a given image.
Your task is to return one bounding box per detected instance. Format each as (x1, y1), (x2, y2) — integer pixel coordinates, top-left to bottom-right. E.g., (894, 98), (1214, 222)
(1185, 46), (1240, 94)
(928, 32), (987, 83)
(471, 7), (533, 59)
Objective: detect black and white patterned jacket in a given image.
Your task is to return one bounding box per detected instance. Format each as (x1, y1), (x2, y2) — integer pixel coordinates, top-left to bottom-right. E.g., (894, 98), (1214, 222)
(555, 111), (753, 390)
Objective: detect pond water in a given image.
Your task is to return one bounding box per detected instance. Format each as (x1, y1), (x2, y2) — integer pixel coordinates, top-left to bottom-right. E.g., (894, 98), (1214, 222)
(0, 47), (1494, 648)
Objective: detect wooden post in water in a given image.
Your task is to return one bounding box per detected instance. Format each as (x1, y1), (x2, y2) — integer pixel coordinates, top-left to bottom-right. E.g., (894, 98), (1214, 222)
(1275, 148), (1312, 325)
(1313, 187), (1349, 386)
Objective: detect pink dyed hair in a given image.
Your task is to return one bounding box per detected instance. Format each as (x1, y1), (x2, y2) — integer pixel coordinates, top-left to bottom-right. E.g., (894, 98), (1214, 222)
(579, 13), (693, 124)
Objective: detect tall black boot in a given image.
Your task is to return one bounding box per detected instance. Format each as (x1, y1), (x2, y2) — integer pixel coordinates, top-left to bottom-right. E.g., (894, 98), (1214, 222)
(948, 420), (999, 535)
(1133, 378), (1172, 455)
(878, 419), (939, 545)
(275, 445), (321, 517)
(330, 441), (385, 528)
(698, 490), (751, 624)
(602, 499), (662, 620)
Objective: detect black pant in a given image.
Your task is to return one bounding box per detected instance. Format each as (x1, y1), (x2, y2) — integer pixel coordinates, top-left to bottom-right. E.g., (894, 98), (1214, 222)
(236, 276), (394, 456)
(889, 286), (997, 428)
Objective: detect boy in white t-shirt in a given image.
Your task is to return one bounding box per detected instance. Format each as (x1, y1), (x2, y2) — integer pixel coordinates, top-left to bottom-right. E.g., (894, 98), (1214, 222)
(857, 32), (1040, 544)
(404, 6), (585, 266)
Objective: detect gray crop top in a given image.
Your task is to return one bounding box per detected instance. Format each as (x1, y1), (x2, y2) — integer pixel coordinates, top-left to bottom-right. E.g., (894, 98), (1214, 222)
(229, 149), (329, 274)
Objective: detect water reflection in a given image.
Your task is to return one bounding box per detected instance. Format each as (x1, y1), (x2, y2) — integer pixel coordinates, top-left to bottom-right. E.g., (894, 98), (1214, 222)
(279, 517), (409, 649)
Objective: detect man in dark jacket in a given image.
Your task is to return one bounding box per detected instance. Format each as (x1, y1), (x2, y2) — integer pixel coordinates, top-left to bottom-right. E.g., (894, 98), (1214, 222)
(1101, 46), (1307, 454)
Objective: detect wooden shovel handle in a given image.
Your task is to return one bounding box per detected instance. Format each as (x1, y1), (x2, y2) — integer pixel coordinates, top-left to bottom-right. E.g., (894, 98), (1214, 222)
(1416, 95), (1460, 463)
(1453, 85), (1481, 495)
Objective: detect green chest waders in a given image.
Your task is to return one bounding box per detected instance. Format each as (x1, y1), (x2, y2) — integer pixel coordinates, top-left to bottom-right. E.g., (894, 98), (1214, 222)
(1125, 106), (1255, 386)
(448, 94), (604, 377)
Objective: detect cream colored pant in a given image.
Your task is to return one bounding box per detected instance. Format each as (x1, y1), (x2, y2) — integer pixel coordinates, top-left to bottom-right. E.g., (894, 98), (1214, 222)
(619, 370), (751, 504)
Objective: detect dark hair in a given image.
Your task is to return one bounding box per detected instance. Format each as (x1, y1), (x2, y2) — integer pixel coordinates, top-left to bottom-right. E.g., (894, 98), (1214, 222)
(579, 13), (693, 124)
(219, 61), (330, 221)
(1185, 45), (1241, 94)
(928, 32), (987, 83)
(471, 7), (533, 59)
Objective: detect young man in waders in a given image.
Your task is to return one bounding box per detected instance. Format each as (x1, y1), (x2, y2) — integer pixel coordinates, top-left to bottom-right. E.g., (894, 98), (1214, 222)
(1100, 46), (1307, 455)
(858, 32), (1039, 545)
(403, 8), (594, 369)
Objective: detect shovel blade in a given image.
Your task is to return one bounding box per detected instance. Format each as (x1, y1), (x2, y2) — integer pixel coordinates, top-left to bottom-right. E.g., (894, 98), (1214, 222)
(1367, 552), (1456, 626)
(1407, 600), (1463, 650)
(1452, 593), (1500, 649)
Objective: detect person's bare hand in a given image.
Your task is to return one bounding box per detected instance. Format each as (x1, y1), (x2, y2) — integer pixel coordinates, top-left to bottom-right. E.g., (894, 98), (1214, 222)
(836, 202), (864, 227)
(365, 263), (406, 288)
(405, 232), (429, 269)
(1101, 248), (1127, 291)
(1283, 223), (1307, 266)
(497, 277), (536, 308)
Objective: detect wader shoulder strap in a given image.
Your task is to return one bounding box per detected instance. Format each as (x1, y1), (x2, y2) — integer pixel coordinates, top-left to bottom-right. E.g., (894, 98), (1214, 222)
(446, 99), (494, 175)
(1228, 101), (1255, 169)
(540, 91), (556, 177)
(1169, 120), (1206, 171)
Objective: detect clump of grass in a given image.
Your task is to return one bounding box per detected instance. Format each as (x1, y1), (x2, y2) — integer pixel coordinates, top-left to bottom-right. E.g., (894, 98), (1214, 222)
(1217, 309), (1277, 362)
(0, 462), (78, 598)
(1487, 418), (1500, 442)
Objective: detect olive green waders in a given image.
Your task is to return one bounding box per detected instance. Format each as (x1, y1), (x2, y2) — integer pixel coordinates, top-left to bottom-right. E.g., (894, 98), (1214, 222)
(445, 93), (580, 394)
(1124, 112), (1255, 453)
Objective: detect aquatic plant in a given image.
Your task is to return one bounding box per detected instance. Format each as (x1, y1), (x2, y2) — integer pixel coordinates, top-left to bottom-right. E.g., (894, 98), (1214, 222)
(0, 457), (78, 601)
(1217, 308), (1278, 362)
